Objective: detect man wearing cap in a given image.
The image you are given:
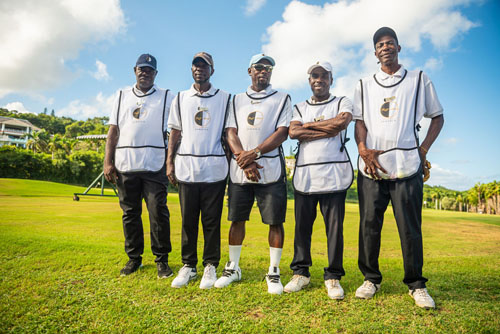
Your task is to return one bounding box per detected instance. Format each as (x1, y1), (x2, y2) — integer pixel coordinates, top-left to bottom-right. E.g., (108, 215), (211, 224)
(167, 52), (231, 289)
(284, 61), (353, 299)
(353, 27), (444, 308)
(214, 54), (291, 295)
(104, 54), (174, 278)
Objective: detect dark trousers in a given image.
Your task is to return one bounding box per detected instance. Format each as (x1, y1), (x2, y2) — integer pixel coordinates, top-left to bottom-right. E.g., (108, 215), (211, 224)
(358, 172), (428, 290)
(291, 191), (346, 280)
(178, 180), (226, 268)
(116, 167), (171, 263)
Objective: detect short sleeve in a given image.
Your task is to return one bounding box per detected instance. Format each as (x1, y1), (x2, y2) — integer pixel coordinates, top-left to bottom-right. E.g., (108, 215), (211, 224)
(276, 95), (292, 128)
(339, 96), (353, 115)
(225, 95), (237, 129)
(108, 90), (122, 126)
(352, 80), (363, 121)
(167, 92), (182, 131)
(163, 90), (175, 132)
(291, 104), (303, 123)
(422, 73), (444, 119)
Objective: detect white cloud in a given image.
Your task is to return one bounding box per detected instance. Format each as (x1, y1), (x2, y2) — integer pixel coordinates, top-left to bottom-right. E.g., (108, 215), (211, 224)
(58, 89), (124, 120)
(426, 164), (474, 191)
(245, 0), (267, 16)
(93, 60), (111, 81)
(2, 102), (33, 114)
(262, 0), (477, 95)
(0, 0), (125, 98)
(444, 137), (459, 145)
(423, 57), (444, 72)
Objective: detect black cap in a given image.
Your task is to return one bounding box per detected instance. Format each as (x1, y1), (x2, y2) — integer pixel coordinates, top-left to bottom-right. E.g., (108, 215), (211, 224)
(373, 27), (398, 46)
(136, 54), (157, 70)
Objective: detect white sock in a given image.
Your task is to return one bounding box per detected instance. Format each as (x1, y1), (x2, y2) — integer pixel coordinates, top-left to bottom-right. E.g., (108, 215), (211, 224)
(269, 247), (282, 271)
(228, 245), (242, 268)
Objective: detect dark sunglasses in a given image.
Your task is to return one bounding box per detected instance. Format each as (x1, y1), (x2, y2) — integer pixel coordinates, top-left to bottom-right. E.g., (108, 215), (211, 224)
(251, 64), (273, 72)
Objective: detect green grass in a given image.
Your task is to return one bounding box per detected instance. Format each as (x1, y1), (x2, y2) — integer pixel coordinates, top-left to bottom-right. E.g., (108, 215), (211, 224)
(0, 178), (499, 333)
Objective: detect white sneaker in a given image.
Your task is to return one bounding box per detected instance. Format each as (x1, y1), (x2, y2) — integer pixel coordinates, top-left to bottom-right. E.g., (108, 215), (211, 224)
(199, 264), (217, 289)
(355, 280), (380, 299)
(284, 275), (310, 293)
(266, 266), (283, 295)
(409, 288), (435, 309)
(171, 265), (197, 288)
(325, 279), (344, 300)
(214, 261), (241, 288)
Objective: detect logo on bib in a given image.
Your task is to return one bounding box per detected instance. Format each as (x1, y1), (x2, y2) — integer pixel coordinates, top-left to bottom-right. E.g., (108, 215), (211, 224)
(247, 111), (263, 126)
(380, 96), (398, 118)
(132, 108), (147, 119)
(195, 107), (211, 127)
(314, 115), (325, 122)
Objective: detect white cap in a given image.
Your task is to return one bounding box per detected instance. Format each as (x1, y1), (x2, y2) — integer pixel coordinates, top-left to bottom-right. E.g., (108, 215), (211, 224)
(249, 53), (276, 67)
(307, 61), (332, 74)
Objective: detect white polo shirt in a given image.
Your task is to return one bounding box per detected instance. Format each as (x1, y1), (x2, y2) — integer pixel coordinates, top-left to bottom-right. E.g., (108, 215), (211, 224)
(292, 95), (354, 194)
(226, 85), (292, 184)
(168, 84), (231, 183)
(109, 84), (173, 173)
(352, 65), (444, 179)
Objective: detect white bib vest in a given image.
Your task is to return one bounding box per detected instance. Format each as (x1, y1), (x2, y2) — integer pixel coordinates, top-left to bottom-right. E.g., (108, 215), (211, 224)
(174, 89), (231, 183)
(115, 87), (170, 173)
(293, 97), (353, 194)
(358, 70), (423, 180)
(230, 91), (290, 184)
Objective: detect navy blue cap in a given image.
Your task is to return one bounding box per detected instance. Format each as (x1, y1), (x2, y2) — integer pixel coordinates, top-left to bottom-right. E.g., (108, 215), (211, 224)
(373, 27), (398, 47)
(136, 54), (157, 70)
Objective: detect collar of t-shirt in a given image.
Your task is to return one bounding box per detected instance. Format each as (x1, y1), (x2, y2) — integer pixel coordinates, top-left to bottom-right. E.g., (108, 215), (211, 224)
(188, 84), (218, 97)
(246, 84), (276, 98)
(375, 65), (406, 84)
(307, 94), (334, 104)
(133, 84), (158, 97)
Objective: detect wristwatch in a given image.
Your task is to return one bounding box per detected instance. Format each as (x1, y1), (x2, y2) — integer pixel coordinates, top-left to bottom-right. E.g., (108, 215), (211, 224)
(254, 148), (262, 159)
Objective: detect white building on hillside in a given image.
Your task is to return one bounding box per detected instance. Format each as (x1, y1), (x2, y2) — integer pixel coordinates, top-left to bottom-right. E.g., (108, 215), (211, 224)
(0, 116), (41, 148)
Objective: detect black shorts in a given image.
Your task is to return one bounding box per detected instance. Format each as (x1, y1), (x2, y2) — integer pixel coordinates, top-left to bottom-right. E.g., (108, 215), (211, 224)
(227, 179), (287, 225)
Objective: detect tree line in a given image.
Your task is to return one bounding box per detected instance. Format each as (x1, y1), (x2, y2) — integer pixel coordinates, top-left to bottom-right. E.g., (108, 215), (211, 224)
(422, 181), (499, 215)
(0, 108), (498, 214)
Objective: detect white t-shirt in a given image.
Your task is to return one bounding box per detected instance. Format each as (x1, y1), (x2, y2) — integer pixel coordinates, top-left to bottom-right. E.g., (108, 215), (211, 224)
(109, 84), (173, 173)
(225, 85), (292, 184)
(292, 95), (354, 194)
(168, 84), (231, 183)
(352, 66), (444, 179)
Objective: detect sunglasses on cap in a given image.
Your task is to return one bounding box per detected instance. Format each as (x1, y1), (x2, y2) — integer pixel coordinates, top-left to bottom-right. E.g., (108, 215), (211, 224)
(251, 64), (273, 72)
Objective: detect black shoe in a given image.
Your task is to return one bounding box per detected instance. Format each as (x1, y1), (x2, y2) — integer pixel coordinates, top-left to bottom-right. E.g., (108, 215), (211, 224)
(157, 262), (173, 279)
(120, 259), (142, 276)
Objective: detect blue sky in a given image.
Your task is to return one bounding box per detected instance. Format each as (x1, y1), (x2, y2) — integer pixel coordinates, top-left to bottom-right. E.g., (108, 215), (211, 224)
(1, 0), (499, 190)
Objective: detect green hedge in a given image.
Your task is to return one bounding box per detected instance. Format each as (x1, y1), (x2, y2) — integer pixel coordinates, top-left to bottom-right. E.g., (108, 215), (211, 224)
(0, 146), (103, 185)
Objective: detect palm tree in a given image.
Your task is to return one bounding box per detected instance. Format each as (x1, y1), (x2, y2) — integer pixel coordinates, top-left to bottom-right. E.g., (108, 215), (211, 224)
(26, 130), (49, 154)
(456, 194), (463, 212)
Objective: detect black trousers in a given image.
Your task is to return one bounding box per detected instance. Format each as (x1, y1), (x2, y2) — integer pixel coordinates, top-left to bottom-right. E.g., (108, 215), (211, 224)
(290, 191), (346, 280)
(178, 180), (226, 268)
(116, 166), (171, 263)
(358, 172), (428, 290)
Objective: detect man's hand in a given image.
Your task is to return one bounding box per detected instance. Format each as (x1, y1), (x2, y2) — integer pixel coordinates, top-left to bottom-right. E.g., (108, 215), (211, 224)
(235, 150), (257, 169)
(244, 162), (263, 182)
(359, 147), (387, 180)
(166, 161), (177, 186)
(104, 162), (117, 184)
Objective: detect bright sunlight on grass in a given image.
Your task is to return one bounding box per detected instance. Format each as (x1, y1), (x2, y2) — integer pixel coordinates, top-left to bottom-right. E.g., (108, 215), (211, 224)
(0, 178), (499, 333)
